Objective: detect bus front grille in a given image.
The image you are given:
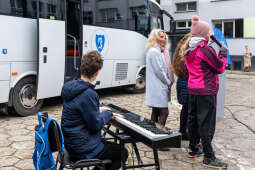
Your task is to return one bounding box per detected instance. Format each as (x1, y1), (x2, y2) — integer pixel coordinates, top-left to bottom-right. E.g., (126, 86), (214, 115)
(115, 63), (128, 81)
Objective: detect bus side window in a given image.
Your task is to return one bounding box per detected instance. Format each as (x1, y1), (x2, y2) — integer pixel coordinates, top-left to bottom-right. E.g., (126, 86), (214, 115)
(83, 0), (94, 25)
(0, 0), (36, 19)
(38, 0), (65, 21)
(95, 0), (129, 29)
(25, 0), (37, 18)
(0, 1), (11, 15)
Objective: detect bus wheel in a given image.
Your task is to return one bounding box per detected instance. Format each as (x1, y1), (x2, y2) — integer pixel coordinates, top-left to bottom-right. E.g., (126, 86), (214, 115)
(12, 77), (43, 116)
(133, 72), (146, 93)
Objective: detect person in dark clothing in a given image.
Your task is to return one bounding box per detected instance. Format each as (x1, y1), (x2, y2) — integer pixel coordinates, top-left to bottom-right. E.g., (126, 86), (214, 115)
(61, 51), (128, 170)
(172, 33), (192, 141)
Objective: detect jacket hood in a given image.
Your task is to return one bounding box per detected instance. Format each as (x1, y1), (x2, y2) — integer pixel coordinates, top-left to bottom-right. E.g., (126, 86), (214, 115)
(185, 38), (208, 56)
(61, 78), (95, 101)
(189, 37), (206, 48)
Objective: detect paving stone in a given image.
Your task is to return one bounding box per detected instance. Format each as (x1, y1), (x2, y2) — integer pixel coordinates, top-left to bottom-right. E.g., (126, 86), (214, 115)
(7, 129), (30, 136)
(0, 147), (16, 156)
(5, 124), (26, 130)
(13, 149), (33, 159)
(11, 141), (34, 150)
(15, 159), (34, 169)
(0, 139), (12, 147)
(0, 134), (10, 140)
(161, 160), (192, 170)
(0, 167), (19, 170)
(0, 156), (20, 167)
(8, 135), (33, 142)
(25, 125), (35, 131)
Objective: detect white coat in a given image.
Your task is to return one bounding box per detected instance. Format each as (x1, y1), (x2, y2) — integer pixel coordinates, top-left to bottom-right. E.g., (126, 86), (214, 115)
(145, 47), (172, 108)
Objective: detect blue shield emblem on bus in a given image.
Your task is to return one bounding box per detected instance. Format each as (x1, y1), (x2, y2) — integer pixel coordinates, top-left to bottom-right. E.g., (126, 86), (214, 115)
(95, 35), (105, 53)
(2, 48), (7, 55)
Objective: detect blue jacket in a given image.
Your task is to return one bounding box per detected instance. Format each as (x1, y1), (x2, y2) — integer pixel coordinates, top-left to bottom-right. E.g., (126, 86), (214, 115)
(176, 78), (188, 105)
(61, 78), (112, 161)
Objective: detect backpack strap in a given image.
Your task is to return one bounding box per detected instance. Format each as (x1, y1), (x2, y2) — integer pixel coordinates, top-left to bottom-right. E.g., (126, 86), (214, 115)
(38, 112), (48, 127)
(44, 118), (64, 153)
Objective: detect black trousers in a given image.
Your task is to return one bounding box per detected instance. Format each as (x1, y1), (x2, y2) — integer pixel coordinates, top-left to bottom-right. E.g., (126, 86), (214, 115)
(94, 141), (128, 170)
(151, 107), (169, 126)
(188, 95), (216, 159)
(180, 102), (189, 134)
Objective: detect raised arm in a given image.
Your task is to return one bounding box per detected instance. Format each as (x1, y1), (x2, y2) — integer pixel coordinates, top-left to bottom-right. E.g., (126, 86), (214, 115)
(78, 93), (112, 133)
(198, 46), (227, 74)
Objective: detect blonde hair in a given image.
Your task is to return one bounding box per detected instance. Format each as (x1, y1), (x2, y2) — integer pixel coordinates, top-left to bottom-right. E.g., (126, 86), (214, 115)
(146, 29), (169, 53)
(172, 33), (192, 78)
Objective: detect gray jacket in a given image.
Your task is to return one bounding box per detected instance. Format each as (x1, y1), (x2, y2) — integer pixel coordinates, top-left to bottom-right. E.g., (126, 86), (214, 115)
(145, 47), (172, 108)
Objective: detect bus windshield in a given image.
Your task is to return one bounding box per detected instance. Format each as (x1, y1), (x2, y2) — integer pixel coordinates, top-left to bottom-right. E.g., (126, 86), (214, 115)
(150, 15), (162, 30)
(128, 0), (150, 37)
(149, 1), (163, 31)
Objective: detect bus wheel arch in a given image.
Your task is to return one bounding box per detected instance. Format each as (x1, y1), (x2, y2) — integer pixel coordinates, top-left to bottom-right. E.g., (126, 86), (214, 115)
(11, 76), (43, 116)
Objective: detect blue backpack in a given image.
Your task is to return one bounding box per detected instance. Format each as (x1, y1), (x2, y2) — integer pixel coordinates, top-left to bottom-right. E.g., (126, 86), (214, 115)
(33, 112), (63, 170)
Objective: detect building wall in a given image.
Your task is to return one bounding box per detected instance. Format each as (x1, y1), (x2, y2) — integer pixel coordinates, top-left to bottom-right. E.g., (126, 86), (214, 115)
(161, 0), (255, 70)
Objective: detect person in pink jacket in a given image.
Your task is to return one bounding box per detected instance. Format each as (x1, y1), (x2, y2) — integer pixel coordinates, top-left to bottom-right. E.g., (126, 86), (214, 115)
(185, 16), (228, 169)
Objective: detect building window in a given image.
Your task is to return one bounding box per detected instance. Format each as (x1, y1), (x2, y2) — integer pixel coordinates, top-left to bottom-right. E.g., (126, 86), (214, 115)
(224, 21), (233, 38)
(176, 20), (191, 29)
(100, 8), (120, 23)
(176, 2), (197, 12)
(213, 19), (243, 38)
(235, 19), (243, 38)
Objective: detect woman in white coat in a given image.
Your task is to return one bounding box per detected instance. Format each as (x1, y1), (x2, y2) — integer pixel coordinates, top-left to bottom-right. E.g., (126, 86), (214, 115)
(145, 29), (175, 126)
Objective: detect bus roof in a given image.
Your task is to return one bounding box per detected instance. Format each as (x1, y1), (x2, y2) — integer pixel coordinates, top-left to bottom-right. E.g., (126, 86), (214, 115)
(149, 0), (162, 9)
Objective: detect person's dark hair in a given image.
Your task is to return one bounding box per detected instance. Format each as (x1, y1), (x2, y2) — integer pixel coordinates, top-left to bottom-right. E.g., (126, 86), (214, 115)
(80, 51), (103, 78)
(172, 33), (191, 78)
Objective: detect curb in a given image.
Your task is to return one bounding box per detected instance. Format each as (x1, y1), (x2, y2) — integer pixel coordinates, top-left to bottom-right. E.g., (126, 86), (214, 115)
(226, 70), (255, 76)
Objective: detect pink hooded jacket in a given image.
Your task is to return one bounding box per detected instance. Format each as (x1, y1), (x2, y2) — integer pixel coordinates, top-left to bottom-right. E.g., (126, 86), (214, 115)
(185, 40), (227, 95)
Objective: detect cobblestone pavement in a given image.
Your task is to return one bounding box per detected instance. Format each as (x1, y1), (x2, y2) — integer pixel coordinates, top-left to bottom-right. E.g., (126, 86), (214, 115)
(1, 71), (255, 170)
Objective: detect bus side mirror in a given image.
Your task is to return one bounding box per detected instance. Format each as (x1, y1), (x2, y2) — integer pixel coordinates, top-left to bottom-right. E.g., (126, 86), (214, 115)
(170, 20), (176, 33)
(161, 10), (174, 33)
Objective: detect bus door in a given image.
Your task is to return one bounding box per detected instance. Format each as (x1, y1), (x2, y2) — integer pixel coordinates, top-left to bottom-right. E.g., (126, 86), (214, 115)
(36, 0), (66, 99)
(65, 0), (83, 82)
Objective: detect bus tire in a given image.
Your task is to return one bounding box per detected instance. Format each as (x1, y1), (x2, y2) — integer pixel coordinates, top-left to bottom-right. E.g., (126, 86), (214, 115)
(12, 77), (43, 116)
(132, 71), (146, 93)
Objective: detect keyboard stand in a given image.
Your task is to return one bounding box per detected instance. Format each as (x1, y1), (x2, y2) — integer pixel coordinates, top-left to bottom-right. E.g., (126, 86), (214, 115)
(103, 126), (161, 170)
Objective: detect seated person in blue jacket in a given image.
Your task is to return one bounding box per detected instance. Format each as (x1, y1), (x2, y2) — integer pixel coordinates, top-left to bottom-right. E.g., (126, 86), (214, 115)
(61, 50), (128, 170)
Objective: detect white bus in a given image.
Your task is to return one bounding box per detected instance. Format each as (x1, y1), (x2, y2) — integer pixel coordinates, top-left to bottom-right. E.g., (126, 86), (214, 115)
(0, 0), (172, 116)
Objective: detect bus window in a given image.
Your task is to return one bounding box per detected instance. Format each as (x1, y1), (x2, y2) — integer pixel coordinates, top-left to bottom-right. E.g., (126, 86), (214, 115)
(38, 0), (65, 21)
(95, 0), (128, 29)
(0, 1), (11, 15)
(83, 0), (95, 25)
(0, 0), (36, 19)
(151, 16), (162, 30)
(128, 0), (149, 37)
